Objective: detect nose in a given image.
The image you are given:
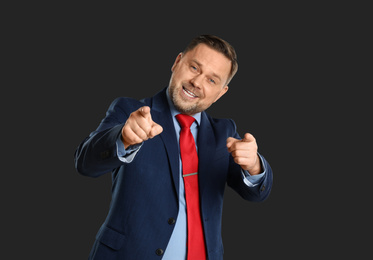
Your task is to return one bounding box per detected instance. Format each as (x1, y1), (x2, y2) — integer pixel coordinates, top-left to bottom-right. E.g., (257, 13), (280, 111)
(190, 74), (203, 89)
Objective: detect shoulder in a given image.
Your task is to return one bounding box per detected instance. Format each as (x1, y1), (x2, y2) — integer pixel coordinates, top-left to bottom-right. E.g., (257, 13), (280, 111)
(110, 97), (145, 109)
(109, 89), (164, 114)
(107, 97), (146, 115)
(203, 113), (237, 135)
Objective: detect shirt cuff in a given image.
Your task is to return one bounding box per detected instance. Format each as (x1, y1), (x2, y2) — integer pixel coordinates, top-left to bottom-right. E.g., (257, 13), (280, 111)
(116, 136), (142, 163)
(241, 154), (266, 187)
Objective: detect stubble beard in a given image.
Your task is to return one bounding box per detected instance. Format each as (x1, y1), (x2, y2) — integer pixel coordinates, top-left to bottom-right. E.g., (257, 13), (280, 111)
(169, 84), (200, 115)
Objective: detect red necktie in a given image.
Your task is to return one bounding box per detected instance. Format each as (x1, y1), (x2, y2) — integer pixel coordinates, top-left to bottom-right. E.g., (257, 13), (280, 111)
(176, 114), (206, 260)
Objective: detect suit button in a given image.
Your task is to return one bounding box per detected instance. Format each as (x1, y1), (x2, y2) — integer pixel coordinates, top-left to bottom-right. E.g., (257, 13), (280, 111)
(100, 150), (110, 159)
(261, 185), (266, 192)
(168, 218), (176, 225)
(155, 248), (164, 256)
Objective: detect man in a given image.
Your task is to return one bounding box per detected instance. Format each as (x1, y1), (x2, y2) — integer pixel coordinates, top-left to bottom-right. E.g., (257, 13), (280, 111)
(75, 35), (273, 260)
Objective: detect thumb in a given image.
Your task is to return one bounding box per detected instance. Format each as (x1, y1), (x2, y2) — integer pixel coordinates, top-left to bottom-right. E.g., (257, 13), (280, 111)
(149, 122), (163, 138)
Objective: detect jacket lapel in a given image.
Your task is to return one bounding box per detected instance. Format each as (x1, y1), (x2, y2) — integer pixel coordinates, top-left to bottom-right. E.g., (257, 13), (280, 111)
(197, 112), (216, 197)
(147, 89), (180, 198)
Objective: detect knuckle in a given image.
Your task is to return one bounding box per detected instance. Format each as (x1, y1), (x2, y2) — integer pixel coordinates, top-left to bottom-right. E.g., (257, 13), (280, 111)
(234, 157), (242, 165)
(122, 124), (132, 136)
(142, 124), (152, 136)
(230, 142), (237, 150)
(137, 130), (149, 141)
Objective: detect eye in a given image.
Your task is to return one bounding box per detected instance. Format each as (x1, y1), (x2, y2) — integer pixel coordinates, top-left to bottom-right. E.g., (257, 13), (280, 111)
(191, 65), (197, 71)
(209, 78), (216, 84)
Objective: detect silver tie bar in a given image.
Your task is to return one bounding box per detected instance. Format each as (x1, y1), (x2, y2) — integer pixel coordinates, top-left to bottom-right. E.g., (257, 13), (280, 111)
(182, 172), (198, 177)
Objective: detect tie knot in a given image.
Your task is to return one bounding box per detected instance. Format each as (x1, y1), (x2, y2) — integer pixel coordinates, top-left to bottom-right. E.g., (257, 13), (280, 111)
(176, 114), (195, 129)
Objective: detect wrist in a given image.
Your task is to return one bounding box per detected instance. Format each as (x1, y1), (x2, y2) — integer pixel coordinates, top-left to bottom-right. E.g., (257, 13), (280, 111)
(246, 155), (262, 175)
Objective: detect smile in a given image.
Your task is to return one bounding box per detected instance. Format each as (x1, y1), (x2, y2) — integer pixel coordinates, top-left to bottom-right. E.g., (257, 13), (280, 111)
(182, 87), (198, 98)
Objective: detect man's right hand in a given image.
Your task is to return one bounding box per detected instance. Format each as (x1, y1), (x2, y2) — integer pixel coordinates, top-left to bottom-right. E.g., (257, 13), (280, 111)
(121, 106), (163, 149)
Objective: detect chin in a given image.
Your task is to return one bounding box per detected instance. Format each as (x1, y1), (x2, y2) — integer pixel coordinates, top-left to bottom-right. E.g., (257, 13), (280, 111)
(170, 87), (202, 114)
(173, 101), (199, 115)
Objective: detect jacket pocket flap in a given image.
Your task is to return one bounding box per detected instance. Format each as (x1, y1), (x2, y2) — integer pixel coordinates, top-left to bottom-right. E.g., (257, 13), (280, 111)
(96, 225), (125, 250)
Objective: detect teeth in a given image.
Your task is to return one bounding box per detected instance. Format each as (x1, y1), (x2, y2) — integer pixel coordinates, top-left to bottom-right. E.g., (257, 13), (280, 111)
(183, 87), (197, 98)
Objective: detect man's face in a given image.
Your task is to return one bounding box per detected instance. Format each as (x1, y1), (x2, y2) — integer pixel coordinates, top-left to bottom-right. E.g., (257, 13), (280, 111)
(168, 44), (231, 115)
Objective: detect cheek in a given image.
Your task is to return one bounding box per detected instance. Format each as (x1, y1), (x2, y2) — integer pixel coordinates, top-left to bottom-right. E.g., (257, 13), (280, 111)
(206, 89), (222, 101)
(177, 66), (195, 80)
(170, 72), (182, 87)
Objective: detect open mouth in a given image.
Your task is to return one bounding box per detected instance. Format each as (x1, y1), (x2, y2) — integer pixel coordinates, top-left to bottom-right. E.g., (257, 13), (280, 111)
(182, 87), (198, 98)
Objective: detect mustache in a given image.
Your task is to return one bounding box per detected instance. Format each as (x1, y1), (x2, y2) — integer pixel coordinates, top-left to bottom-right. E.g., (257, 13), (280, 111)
(182, 83), (200, 96)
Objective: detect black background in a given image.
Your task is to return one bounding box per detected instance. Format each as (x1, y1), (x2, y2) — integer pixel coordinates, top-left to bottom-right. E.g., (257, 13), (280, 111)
(3, 2), (371, 259)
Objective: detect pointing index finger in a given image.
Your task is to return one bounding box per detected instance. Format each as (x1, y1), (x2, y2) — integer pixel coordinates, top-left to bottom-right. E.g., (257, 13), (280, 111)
(139, 106), (152, 119)
(226, 137), (239, 151)
(242, 133), (255, 142)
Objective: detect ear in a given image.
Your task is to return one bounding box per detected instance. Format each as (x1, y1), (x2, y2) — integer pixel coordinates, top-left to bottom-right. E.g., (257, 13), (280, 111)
(171, 53), (183, 72)
(214, 85), (229, 103)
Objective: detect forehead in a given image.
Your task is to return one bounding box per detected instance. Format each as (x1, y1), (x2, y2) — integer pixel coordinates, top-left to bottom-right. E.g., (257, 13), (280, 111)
(183, 44), (231, 81)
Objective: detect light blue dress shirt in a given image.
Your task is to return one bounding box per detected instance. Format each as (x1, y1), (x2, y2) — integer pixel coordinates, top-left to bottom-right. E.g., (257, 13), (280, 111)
(116, 89), (266, 259)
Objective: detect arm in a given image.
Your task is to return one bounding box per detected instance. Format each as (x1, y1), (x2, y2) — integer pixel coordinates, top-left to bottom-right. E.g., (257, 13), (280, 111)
(74, 123), (126, 177)
(74, 97), (134, 177)
(227, 133), (262, 175)
(241, 153), (266, 187)
(226, 124), (273, 202)
(74, 98), (162, 177)
(227, 152), (273, 202)
(116, 136), (143, 163)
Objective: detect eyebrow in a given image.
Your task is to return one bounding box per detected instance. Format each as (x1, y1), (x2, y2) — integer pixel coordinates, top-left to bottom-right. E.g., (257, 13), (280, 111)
(192, 59), (222, 83)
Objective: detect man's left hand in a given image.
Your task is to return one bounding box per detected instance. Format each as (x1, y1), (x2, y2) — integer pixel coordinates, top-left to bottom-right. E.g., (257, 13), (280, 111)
(227, 133), (262, 175)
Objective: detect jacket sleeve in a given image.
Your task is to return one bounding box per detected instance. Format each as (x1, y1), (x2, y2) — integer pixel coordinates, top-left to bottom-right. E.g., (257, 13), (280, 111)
(226, 119), (273, 202)
(74, 97), (142, 177)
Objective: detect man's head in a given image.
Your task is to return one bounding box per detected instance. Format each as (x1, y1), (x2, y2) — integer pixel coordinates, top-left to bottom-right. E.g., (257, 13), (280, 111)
(182, 35), (238, 85)
(168, 35), (238, 115)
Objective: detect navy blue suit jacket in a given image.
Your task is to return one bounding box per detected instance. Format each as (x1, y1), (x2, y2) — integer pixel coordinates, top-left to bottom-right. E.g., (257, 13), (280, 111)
(74, 88), (273, 260)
